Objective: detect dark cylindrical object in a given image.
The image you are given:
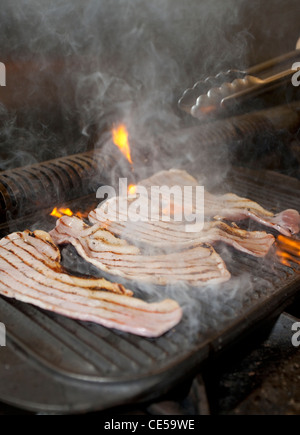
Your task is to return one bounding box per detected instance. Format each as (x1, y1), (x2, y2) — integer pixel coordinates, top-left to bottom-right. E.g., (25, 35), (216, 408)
(0, 150), (118, 223)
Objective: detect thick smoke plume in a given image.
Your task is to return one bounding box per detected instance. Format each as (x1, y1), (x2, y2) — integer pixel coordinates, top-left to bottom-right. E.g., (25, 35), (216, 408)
(0, 0), (299, 173)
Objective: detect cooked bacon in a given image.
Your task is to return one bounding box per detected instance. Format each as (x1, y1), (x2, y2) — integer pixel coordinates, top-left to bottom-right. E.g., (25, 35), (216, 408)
(89, 206), (275, 257)
(1, 230), (132, 296)
(138, 169), (300, 236)
(50, 216), (231, 286)
(0, 230), (183, 337)
(204, 193), (300, 236)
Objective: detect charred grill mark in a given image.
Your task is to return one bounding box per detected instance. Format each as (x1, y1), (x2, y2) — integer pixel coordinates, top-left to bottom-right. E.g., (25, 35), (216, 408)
(91, 199), (275, 258)
(0, 262), (170, 319)
(0, 240), (127, 295)
(71, 241), (228, 282)
(50, 215), (230, 285)
(0, 273), (130, 326)
(10, 239), (62, 271)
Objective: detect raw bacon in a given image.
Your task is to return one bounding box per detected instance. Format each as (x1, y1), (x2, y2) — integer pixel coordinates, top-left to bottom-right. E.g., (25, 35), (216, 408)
(50, 216), (231, 286)
(0, 230), (182, 337)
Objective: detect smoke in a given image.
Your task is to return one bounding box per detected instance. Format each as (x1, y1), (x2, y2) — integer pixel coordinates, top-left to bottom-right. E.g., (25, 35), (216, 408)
(0, 0), (299, 173)
(60, 239), (281, 343)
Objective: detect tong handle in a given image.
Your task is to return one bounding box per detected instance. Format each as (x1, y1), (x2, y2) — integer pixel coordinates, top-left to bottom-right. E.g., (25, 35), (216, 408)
(247, 49), (300, 76)
(221, 68), (299, 108)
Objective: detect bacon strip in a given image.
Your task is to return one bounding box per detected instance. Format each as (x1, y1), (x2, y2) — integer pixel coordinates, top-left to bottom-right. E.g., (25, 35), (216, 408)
(138, 169), (300, 236)
(90, 199), (275, 257)
(50, 216), (231, 286)
(0, 231), (182, 337)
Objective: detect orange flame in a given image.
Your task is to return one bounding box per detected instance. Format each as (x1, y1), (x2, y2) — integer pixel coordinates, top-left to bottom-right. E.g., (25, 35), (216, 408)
(75, 211), (87, 219)
(50, 207), (63, 218)
(58, 208), (73, 217)
(112, 124), (133, 164)
(275, 235), (300, 269)
(128, 184), (137, 195)
(50, 207), (88, 219)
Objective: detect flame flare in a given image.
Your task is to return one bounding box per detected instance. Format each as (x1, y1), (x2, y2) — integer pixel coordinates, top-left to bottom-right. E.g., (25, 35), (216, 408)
(128, 184), (137, 195)
(112, 124), (133, 164)
(275, 235), (300, 269)
(50, 207), (87, 219)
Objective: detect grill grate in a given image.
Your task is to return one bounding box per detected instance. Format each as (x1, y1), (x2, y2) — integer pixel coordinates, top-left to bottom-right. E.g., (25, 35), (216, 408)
(0, 150), (121, 223)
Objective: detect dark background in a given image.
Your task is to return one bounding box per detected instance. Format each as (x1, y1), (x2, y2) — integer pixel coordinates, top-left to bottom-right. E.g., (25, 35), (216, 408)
(0, 0), (299, 170)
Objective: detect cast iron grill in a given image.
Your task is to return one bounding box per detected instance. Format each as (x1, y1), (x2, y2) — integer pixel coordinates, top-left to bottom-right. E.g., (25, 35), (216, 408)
(0, 150), (122, 224)
(178, 101), (300, 151)
(0, 166), (299, 413)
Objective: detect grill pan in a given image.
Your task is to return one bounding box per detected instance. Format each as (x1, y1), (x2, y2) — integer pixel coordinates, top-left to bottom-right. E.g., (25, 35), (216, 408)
(0, 166), (299, 413)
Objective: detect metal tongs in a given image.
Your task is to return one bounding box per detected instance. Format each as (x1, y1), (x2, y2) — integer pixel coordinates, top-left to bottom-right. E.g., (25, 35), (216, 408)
(179, 49), (300, 119)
